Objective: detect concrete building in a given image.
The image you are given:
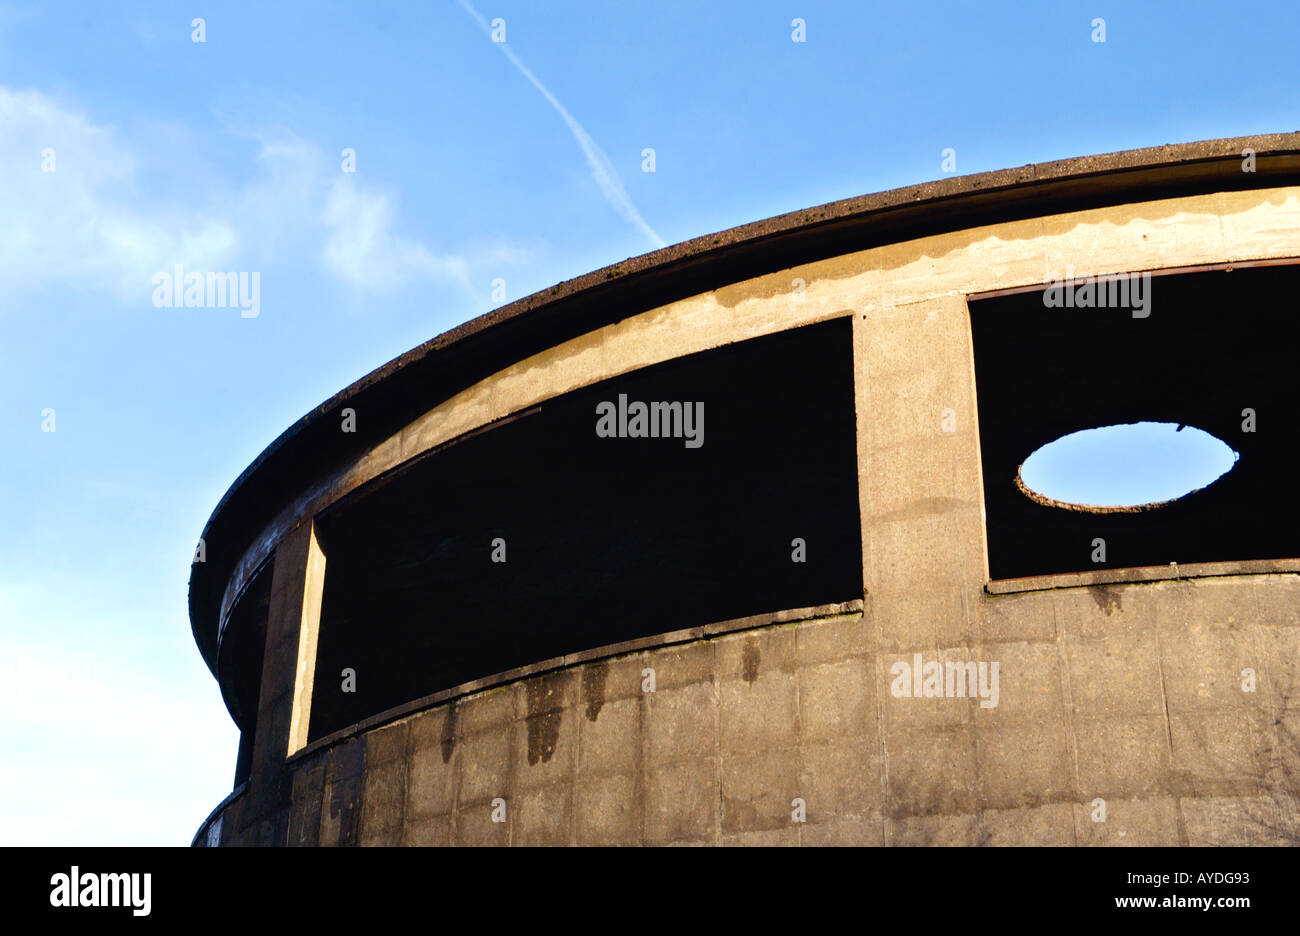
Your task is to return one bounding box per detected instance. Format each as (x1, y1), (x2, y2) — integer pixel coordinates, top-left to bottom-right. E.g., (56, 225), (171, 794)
(191, 135), (1300, 846)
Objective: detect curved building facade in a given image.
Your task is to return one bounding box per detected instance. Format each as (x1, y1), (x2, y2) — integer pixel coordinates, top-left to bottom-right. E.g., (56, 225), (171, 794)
(191, 135), (1300, 846)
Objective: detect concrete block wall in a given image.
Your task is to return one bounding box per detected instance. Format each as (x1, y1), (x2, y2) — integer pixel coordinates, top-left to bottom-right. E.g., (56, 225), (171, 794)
(227, 580), (1300, 846)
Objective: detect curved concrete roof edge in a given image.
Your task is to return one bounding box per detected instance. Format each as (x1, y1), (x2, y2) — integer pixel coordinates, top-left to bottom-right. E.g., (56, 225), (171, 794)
(189, 132), (1300, 686)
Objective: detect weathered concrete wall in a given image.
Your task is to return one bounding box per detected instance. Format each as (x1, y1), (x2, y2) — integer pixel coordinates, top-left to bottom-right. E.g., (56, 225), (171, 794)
(197, 184), (1300, 845)
(206, 580), (1300, 845)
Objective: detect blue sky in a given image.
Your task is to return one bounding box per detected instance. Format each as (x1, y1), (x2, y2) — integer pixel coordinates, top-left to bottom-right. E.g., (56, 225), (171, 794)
(1, 1), (1296, 845)
(1020, 423), (1239, 507)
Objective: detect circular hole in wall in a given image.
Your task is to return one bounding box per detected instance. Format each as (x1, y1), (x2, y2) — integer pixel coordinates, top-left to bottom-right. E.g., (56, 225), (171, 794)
(1017, 421), (1239, 512)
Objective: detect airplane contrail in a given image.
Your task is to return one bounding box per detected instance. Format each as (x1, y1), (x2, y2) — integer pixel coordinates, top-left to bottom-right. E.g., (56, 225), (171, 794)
(454, 0), (666, 249)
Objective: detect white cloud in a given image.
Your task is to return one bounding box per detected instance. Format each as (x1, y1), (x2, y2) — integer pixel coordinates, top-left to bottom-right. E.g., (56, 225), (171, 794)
(0, 86), (527, 308)
(322, 179), (474, 295)
(0, 86), (238, 300)
(216, 123), (493, 296)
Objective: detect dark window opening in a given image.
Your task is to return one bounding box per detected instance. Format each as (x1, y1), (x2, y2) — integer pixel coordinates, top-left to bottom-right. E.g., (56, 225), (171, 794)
(970, 264), (1300, 580)
(308, 317), (862, 740)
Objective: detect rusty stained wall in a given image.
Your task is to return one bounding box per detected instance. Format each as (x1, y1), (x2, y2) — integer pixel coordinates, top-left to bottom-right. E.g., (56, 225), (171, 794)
(219, 580), (1300, 846)
(202, 184), (1300, 845)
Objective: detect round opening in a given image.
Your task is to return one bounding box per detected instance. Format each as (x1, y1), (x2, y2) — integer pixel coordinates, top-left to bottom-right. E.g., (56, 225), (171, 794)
(1017, 421), (1239, 512)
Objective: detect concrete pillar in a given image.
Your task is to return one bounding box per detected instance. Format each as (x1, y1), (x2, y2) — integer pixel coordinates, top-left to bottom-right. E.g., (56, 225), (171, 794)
(239, 519), (326, 844)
